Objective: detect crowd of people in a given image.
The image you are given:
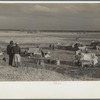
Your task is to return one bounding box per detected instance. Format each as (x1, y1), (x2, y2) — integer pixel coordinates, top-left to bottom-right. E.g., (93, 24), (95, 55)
(7, 41), (21, 67)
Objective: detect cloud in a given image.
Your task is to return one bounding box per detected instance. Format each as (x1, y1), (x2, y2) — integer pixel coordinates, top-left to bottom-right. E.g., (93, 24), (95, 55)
(0, 3), (100, 30)
(64, 4), (100, 13)
(21, 4), (58, 13)
(34, 5), (53, 12)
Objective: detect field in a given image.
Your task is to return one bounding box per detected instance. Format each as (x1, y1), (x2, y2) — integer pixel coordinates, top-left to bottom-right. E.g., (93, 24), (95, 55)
(0, 31), (100, 81)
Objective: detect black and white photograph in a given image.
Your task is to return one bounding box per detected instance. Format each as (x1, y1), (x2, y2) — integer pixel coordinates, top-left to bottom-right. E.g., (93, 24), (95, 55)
(0, 3), (100, 81)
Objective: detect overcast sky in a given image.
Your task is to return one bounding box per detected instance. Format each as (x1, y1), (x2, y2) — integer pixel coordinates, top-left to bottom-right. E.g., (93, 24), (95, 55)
(0, 3), (100, 30)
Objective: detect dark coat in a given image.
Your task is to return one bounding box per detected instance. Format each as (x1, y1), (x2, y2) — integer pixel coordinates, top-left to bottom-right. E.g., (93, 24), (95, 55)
(13, 45), (21, 55)
(7, 44), (14, 55)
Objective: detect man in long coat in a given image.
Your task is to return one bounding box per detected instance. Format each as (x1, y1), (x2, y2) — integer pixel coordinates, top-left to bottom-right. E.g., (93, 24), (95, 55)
(7, 41), (14, 66)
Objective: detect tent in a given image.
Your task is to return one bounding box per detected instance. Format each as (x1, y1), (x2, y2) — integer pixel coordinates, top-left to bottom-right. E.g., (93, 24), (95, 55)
(27, 47), (41, 56)
(56, 42), (73, 50)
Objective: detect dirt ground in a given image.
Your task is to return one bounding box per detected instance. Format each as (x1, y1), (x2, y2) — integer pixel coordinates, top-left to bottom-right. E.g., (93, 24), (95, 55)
(0, 31), (100, 81)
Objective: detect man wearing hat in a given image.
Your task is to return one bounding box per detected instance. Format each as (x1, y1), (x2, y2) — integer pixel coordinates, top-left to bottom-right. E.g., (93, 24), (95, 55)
(7, 41), (14, 66)
(13, 43), (21, 67)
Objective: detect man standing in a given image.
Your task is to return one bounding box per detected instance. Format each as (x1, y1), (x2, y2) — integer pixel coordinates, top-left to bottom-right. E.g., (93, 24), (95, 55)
(7, 41), (14, 66)
(13, 43), (21, 67)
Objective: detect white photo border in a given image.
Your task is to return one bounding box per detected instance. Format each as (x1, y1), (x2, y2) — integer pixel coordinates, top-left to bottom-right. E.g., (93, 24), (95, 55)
(0, 1), (99, 99)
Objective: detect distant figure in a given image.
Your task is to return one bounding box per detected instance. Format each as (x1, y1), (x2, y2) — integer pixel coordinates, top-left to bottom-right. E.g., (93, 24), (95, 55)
(52, 44), (55, 50)
(40, 49), (45, 57)
(56, 59), (60, 65)
(13, 43), (21, 67)
(49, 44), (51, 49)
(84, 48), (88, 53)
(7, 41), (14, 66)
(49, 44), (55, 50)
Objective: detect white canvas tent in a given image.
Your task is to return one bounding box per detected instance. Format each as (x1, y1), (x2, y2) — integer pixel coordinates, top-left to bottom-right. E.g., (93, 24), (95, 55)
(80, 53), (98, 66)
(27, 47), (41, 55)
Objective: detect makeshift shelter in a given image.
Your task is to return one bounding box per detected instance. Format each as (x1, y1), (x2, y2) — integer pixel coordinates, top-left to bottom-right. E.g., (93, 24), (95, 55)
(56, 42), (73, 50)
(56, 42), (82, 51)
(74, 52), (98, 67)
(27, 47), (41, 56)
